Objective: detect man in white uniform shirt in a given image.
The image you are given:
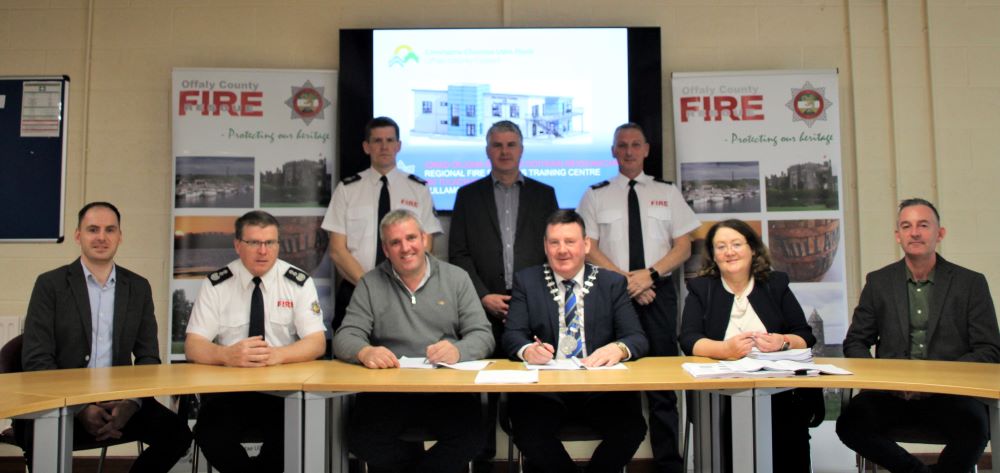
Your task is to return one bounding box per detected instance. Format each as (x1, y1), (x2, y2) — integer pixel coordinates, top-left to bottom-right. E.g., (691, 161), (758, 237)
(322, 116), (442, 332)
(576, 122), (700, 473)
(186, 210), (326, 472)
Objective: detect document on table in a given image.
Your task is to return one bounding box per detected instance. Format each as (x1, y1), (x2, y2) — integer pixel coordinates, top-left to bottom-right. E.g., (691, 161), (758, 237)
(683, 358), (852, 379)
(475, 370), (539, 384)
(398, 356), (493, 371)
(748, 347), (815, 362)
(524, 359), (628, 371)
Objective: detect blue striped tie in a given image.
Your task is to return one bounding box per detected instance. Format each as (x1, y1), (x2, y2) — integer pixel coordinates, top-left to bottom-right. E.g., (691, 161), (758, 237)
(563, 280), (577, 326)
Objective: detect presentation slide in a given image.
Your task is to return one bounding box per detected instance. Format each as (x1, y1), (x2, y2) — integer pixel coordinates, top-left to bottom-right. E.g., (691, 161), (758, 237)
(373, 28), (629, 210)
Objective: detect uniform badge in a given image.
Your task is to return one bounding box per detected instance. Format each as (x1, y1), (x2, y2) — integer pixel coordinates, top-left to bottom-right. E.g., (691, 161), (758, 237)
(284, 267), (310, 286)
(311, 301), (322, 315)
(208, 267), (233, 286)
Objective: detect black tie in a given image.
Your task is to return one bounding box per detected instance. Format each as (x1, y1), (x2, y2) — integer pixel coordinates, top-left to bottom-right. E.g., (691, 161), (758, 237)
(249, 277), (265, 339)
(628, 180), (645, 271)
(375, 175), (390, 265)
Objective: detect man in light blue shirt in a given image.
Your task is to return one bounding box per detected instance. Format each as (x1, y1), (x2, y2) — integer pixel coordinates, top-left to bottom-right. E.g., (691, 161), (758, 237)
(18, 202), (191, 473)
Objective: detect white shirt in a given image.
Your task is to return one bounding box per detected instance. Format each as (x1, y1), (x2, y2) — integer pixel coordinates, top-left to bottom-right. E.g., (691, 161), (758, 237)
(577, 172), (700, 273)
(187, 259), (326, 348)
(322, 167), (443, 272)
(722, 278), (767, 340)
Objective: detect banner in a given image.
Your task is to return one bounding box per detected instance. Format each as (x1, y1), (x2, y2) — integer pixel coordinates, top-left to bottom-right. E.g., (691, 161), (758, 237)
(672, 69), (847, 357)
(169, 68), (337, 360)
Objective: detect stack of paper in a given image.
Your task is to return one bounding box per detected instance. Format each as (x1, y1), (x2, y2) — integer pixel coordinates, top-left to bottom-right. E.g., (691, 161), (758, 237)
(682, 358), (852, 379)
(747, 347), (814, 362)
(475, 370), (539, 384)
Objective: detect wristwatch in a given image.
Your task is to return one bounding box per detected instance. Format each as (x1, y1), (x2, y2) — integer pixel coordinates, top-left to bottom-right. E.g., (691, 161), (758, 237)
(780, 335), (790, 351)
(614, 341), (630, 360)
(648, 267), (660, 280)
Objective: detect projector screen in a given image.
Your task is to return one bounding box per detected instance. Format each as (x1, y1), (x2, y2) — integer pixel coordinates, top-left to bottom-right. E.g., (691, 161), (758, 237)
(339, 27), (662, 211)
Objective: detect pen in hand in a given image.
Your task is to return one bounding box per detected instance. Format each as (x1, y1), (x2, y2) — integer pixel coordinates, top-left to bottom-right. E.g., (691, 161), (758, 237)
(533, 335), (554, 354)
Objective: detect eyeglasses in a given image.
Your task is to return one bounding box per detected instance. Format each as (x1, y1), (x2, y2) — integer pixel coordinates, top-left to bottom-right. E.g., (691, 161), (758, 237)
(240, 239), (280, 250)
(713, 241), (746, 253)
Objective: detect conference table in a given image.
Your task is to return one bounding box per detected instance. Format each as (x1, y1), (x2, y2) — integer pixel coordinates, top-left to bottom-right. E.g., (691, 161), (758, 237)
(0, 357), (998, 473)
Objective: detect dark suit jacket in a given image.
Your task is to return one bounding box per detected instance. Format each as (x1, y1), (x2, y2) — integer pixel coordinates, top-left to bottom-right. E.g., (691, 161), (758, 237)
(502, 264), (649, 359)
(22, 258), (161, 371)
(842, 255), (1000, 362)
(448, 175), (559, 299)
(679, 271), (815, 355)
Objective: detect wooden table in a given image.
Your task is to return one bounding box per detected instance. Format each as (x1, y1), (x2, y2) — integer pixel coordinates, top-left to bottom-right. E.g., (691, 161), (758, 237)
(1, 361), (327, 473)
(2, 357), (998, 473)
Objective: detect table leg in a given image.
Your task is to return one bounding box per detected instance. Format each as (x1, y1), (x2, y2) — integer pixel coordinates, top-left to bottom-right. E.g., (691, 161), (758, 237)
(17, 407), (66, 473)
(990, 399), (999, 466)
(266, 391), (303, 473)
(730, 389), (757, 473)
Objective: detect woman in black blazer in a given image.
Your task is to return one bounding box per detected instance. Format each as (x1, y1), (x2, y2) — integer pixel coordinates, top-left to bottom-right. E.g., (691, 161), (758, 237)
(680, 219), (822, 473)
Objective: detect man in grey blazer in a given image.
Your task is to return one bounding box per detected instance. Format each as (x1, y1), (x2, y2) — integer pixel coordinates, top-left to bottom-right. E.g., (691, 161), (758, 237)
(450, 120), (558, 472)
(837, 198), (1000, 473)
(17, 202), (192, 473)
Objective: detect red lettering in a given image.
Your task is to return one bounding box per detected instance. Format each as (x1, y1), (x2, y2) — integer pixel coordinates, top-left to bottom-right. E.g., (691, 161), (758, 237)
(679, 96), (700, 123)
(742, 95), (764, 120)
(213, 91), (238, 116)
(714, 96), (739, 121)
(678, 95), (766, 123)
(179, 91), (198, 116)
(241, 91), (263, 117)
(176, 90), (265, 117)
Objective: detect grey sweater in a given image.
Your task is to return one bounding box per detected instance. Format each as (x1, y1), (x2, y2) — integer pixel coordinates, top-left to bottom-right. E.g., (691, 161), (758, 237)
(333, 255), (495, 363)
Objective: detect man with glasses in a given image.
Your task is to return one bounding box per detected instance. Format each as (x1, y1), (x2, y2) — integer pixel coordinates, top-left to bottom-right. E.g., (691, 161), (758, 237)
(322, 116), (442, 333)
(186, 210), (326, 472)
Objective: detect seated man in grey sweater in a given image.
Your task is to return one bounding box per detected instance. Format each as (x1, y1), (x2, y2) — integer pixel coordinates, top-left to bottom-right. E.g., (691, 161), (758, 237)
(333, 209), (494, 473)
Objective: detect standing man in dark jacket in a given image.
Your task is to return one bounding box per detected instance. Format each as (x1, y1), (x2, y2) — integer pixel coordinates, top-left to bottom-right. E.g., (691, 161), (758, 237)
(449, 119), (558, 471)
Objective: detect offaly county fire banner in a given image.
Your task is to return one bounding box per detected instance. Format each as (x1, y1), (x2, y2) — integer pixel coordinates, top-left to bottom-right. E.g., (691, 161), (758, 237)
(672, 69), (847, 357)
(169, 68), (337, 360)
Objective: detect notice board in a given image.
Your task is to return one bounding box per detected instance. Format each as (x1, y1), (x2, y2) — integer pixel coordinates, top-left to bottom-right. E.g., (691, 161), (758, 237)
(0, 76), (69, 242)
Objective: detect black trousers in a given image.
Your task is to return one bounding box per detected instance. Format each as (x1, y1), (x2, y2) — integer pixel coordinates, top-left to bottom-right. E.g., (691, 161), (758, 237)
(837, 391), (989, 473)
(635, 277), (683, 473)
(508, 391), (647, 473)
(350, 393), (484, 473)
(195, 392), (284, 473)
(14, 398), (192, 473)
(331, 280), (356, 334)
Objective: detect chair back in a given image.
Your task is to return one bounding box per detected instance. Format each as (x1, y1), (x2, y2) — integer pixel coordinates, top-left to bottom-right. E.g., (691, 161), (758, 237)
(0, 334), (23, 374)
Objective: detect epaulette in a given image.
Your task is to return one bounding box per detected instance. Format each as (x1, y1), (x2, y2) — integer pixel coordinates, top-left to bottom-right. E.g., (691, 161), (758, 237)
(652, 176), (674, 185)
(284, 266), (310, 286)
(340, 174), (361, 185)
(590, 180), (610, 190)
(408, 174), (428, 185)
(207, 267), (233, 286)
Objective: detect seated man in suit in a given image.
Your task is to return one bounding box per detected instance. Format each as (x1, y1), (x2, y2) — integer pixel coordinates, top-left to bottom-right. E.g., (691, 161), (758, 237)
(837, 198), (1000, 473)
(17, 202), (192, 473)
(501, 209), (649, 473)
(334, 209), (495, 473)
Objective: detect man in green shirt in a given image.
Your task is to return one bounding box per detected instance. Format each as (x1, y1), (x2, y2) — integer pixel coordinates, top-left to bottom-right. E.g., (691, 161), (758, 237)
(838, 198), (1000, 473)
